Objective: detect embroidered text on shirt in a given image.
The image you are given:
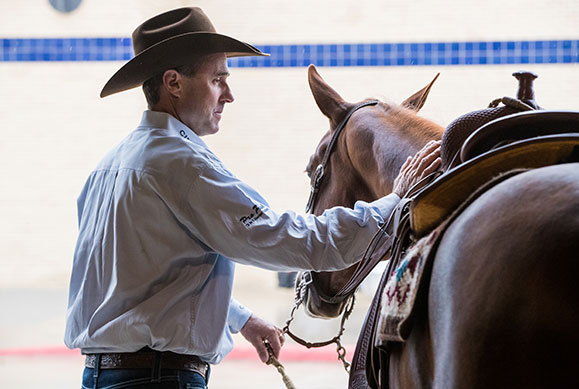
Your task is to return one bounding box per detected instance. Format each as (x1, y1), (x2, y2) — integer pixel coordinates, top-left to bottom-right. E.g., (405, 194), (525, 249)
(179, 130), (190, 140)
(240, 205), (264, 227)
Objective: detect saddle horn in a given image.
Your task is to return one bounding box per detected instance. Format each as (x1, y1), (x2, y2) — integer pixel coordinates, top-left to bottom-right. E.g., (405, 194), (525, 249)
(512, 71), (539, 109)
(441, 70), (543, 170)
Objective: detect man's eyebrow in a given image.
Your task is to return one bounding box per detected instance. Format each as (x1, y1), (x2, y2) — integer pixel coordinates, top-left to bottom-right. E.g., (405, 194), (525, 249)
(215, 70), (230, 77)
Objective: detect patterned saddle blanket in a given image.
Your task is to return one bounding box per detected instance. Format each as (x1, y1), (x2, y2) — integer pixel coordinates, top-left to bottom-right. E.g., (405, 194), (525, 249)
(375, 223), (445, 343)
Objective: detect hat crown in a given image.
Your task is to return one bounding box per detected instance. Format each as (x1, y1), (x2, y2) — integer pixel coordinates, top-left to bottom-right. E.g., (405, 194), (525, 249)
(100, 7), (266, 98)
(132, 7), (216, 55)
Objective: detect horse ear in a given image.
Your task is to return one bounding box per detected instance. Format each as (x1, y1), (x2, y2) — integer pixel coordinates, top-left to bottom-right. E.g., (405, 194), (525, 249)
(401, 73), (440, 112)
(308, 65), (350, 127)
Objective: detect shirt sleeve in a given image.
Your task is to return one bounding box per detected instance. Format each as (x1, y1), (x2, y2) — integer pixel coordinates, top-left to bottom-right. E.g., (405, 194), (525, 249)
(182, 163), (400, 272)
(227, 297), (253, 334)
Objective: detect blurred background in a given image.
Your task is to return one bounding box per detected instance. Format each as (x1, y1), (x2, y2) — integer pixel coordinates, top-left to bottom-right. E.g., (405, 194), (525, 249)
(0, 0), (578, 387)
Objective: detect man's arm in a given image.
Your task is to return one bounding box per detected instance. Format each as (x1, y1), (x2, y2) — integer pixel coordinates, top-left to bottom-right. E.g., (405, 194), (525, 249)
(182, 141), (441, 272)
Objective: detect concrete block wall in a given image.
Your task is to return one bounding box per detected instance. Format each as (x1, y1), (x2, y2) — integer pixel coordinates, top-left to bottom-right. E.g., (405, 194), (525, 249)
(0, 0), (577, 287)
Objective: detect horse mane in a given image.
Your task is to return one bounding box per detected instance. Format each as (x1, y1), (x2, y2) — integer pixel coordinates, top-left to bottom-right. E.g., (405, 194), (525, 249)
(380, 101), (444, 142)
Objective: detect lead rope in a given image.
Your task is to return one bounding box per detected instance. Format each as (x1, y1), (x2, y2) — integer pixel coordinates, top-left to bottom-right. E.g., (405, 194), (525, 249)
(265, 341), (297, 389)
(262, 273), (310, 389)
(266, 272), (355, 388)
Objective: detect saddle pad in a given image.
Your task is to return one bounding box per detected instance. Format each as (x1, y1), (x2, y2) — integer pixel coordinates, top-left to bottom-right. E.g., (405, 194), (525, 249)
(375, 223), (445, 343)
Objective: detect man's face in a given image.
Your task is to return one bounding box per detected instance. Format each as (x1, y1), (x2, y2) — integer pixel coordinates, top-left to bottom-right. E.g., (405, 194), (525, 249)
(177, 53), (234, 136)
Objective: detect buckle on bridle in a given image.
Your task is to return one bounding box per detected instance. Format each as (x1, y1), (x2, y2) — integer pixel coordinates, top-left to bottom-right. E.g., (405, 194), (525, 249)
(306, 164), (325, 213)
(313, 164), (324, 186)
(310, 164), (325, 195)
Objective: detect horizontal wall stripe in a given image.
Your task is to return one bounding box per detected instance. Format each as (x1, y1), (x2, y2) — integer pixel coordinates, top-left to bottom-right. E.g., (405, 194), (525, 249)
(1, 38), (133, 62)
(1, 38), (578, 66)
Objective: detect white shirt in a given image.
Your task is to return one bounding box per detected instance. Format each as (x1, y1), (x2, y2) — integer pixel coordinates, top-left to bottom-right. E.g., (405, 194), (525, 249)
(65, 110), (400, 364)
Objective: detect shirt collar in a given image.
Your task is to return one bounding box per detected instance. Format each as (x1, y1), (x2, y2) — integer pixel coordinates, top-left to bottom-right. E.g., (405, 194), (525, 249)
(139, 110), (209, 149)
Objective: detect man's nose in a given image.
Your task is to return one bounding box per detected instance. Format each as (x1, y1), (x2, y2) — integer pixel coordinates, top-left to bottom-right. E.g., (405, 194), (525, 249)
(222, 83), (234, 103)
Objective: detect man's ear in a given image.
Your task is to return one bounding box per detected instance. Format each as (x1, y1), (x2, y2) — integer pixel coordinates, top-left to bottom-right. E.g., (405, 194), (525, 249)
(162, 69), (182, 98)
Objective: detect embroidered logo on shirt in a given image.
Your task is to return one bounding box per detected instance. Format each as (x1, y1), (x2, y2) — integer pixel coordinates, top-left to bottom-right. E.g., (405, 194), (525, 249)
(240, 205), (264, 227)
(179, 130), (190, 140)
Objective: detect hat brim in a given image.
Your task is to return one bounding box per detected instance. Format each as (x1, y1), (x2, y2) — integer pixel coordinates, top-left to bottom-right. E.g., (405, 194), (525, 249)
(100, 32), (268, 98)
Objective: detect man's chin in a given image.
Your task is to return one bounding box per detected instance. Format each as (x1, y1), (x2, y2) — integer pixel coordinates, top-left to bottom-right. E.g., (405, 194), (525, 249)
(204, 118), (219, 134)
(208, 125), (219, 135)
(196, 124), (219, 137)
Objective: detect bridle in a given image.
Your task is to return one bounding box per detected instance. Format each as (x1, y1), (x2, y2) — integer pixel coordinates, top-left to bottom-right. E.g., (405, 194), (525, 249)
(285, 99), (441, 376)
(305, 100), (380, 213)
(283, 100), (380, 372)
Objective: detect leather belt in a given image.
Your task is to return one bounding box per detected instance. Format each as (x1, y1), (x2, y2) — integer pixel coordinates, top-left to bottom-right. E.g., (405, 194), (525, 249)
(85, 348), (209, 380)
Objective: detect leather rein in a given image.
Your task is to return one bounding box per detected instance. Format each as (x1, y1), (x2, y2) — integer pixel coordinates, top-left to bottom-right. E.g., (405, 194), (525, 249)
(283, 100), (380, 371)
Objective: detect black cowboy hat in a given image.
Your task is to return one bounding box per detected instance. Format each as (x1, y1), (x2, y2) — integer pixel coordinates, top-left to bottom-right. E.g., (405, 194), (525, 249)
(100, 7), (268, 98)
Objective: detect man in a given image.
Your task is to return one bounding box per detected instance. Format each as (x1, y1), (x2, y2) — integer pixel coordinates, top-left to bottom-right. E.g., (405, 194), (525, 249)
(65, 7), (441, 389)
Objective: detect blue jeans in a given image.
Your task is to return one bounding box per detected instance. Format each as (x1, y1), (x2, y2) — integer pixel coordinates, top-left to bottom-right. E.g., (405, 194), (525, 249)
(82, 367), (210, 389)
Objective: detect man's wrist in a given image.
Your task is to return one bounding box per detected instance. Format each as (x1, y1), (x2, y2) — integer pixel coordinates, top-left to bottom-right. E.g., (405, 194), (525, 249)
(228, 300), (253, 333)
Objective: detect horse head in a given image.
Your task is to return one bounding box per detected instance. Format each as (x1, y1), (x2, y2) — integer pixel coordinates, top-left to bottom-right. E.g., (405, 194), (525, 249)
(303, 65), (444, 318)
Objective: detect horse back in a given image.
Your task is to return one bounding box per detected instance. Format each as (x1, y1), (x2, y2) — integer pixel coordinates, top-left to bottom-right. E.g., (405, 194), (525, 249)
(428, 163), (579, 388)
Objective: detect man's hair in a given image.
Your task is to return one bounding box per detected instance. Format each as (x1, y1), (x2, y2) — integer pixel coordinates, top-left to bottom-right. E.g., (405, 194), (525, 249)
(142, 61), (201, 106)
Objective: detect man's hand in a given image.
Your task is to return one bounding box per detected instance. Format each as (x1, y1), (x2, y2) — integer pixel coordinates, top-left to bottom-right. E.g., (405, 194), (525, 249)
(393, 140), (441, 197)
(240, 314), (285, 363)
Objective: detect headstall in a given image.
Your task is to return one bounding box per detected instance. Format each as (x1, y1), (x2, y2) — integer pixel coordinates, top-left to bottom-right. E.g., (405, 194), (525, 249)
(305, 100), (379, 213)
(279, 100), (380, 375)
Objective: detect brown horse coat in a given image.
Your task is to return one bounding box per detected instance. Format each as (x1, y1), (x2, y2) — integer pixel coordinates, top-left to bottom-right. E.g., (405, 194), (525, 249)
(303, 65), (579, 388)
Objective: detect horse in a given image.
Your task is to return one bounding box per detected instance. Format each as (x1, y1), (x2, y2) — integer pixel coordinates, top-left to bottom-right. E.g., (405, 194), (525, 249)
(301, 65), (579, 388)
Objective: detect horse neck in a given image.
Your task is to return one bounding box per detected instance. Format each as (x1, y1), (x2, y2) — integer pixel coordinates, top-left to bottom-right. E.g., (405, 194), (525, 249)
(347, 109), (443, 198)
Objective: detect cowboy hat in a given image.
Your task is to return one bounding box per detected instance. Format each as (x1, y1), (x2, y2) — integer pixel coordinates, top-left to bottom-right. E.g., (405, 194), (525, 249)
(100, 7), (268, 98)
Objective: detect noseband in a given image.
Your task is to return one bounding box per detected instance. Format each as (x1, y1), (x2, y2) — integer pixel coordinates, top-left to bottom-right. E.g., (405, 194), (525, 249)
(305, 100), (379, 213)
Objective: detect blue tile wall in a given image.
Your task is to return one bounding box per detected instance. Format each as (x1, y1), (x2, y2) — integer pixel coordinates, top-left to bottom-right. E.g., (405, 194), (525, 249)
(1, 38), (577, 66)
